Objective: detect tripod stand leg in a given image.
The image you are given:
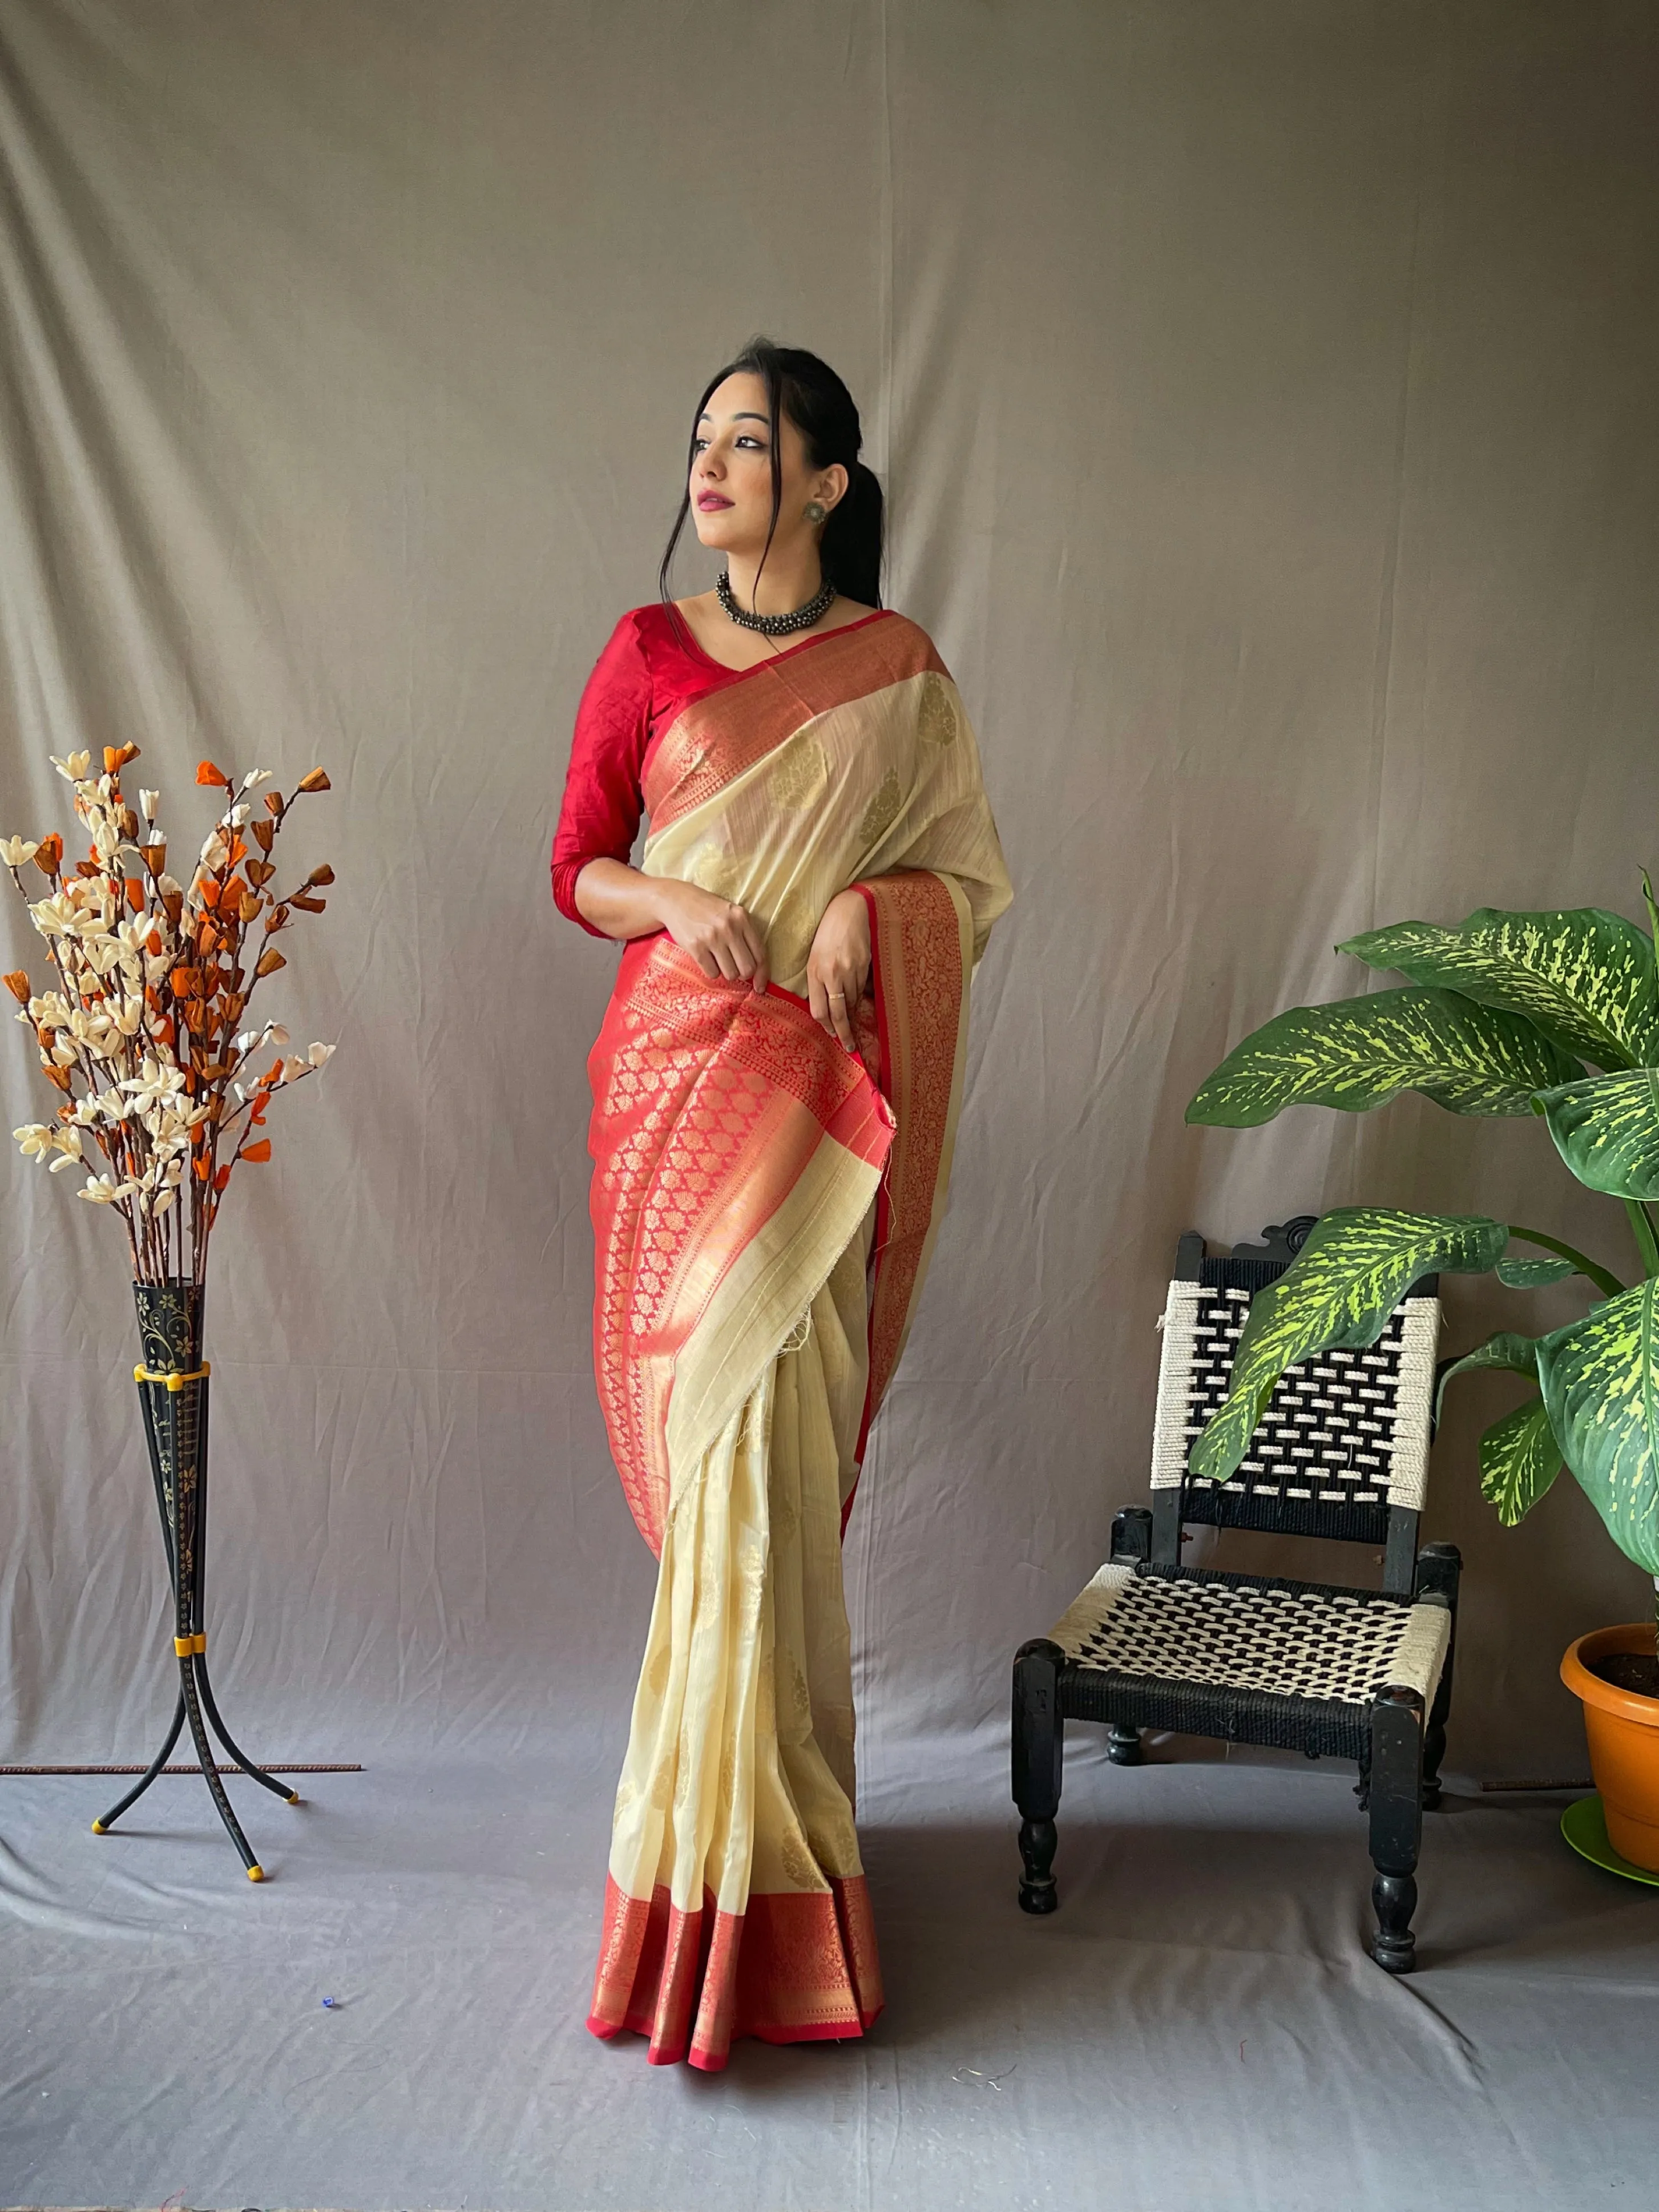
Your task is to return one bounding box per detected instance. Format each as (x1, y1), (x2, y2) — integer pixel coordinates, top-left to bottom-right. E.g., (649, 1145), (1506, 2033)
(179, 1659), (265, 1879)
(193, 1654), (299, 1803)
(92, 1689), (187, 1832)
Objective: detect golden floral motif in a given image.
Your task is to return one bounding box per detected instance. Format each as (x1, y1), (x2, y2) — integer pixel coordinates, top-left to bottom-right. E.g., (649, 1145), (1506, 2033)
(858, 767), (905, 847)
(688, 848), (745, 903)
(917, 671), (959, 747)
(778, 1826), (819, 1888)
(768, 736), (830, 812)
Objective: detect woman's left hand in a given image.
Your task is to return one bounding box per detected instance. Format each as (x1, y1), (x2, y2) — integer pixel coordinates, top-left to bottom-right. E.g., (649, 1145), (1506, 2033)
(806, 888), (872, 1054)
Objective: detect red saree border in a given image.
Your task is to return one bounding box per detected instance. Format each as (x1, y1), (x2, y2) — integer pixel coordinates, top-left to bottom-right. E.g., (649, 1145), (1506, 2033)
(851, 871), (969, 1482)
(643, 617), (947, 833)
(588, 1872), (884, 2073)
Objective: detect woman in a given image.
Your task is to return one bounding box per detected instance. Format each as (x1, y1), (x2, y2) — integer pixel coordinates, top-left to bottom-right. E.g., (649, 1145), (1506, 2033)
(551, 338), (1012, 2070)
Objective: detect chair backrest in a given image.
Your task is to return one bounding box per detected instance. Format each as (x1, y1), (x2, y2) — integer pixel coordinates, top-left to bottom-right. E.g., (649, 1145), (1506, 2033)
(1145, 1221), (1440, 1595)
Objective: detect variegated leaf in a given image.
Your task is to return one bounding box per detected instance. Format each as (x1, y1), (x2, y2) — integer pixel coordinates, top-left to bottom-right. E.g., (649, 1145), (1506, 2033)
(1185, 987), (1581, 1128)
(1532, 1068), (1659, 1200)
(1191, 1208), (1508, 1486)
(1537, 1281), (1659, 1574)
(1435, 1329), (1539, 1423)
(1479, 1396), (1563, 1526)
(1495, 1256), (1579, 1287)
(1340, 907), (1659, 1072)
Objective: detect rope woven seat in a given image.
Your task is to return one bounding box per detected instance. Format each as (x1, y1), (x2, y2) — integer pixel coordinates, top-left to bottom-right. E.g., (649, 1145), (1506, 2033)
(1011, 1219), (1463, 1975)
(1051, 1563), (1451, 1760)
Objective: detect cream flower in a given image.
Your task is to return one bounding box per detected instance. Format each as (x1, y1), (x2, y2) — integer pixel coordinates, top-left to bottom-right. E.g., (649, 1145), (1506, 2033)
(306, 1041), (336, 1069)
(0, 837), (39, 867)
(50, 751), (91, 782)
(14, 1123), (56, 1160)
(139, 789), (160, 821)
(46, 1130), (83, 1171)
(29, 891), (81, 938)
(120, 1057), (185, 1114)
(77, 1172), (135, 1205)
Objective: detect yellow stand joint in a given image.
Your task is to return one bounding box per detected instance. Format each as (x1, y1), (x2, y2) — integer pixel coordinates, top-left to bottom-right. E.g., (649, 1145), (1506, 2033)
(247, 1864), (265, 1882)
(134, 1361), (211, 1391)
(90, 1819), (106, 1834)
(173, 1631), (207, 1656)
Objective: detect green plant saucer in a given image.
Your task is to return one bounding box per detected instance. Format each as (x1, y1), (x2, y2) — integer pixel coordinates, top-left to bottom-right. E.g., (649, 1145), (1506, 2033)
(1560, 1793), (1659, 1887)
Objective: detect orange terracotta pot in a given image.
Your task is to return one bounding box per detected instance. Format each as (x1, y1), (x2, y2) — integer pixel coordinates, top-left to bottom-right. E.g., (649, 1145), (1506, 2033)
(1561, 1623), (1659, 1873)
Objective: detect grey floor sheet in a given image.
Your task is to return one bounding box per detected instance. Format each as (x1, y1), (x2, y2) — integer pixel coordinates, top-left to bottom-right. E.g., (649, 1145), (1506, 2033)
(1, 1737), (1655, 2212)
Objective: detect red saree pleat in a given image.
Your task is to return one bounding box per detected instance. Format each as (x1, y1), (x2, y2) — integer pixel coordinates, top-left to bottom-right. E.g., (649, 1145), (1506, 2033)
(588, 1872), (885, 2072)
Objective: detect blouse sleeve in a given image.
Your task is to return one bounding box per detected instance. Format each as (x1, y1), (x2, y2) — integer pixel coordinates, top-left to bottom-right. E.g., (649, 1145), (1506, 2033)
(550, 612), (655, 935)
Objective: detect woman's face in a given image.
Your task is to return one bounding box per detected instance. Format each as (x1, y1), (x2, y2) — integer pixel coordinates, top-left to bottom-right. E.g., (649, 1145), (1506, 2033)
(688, 372), (840, 556)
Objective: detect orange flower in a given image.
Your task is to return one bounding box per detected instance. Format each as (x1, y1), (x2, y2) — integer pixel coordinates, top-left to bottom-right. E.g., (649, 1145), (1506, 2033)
(196, 761), (229, 788)
(3, 971), (30, 1004)
(241, 1139), (272, 1164)
(255, 947), (285, 978)
(213, 1164), (232, 1192)
(33, 834), (62, 875)
(124, 878), (144, 911)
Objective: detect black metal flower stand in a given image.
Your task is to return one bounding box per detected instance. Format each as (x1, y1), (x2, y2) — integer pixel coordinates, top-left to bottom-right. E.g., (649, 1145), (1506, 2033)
(91, 1280), (296, 1879)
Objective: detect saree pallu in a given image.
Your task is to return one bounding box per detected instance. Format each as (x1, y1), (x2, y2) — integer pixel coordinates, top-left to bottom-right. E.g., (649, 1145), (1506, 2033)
(584, 617), (1011, 2070)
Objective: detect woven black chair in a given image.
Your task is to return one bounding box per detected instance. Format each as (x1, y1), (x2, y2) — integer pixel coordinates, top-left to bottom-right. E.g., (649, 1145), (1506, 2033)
(1012, 1218), (1461, 1973)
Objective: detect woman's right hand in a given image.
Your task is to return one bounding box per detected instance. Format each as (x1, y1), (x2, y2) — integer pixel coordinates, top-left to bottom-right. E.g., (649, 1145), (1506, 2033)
(656, 878), (769, 993)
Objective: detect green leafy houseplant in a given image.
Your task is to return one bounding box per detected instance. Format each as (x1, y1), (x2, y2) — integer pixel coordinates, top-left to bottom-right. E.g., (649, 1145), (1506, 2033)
(1185, 890), (1659, 1665)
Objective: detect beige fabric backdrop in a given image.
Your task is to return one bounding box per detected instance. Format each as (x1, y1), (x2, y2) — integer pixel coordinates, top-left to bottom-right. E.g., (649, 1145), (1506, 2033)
(2, 0), (1656, 1783)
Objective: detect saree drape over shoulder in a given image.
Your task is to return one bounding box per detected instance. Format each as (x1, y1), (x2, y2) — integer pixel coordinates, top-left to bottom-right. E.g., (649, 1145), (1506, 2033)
(552, 606), (1012, 2070)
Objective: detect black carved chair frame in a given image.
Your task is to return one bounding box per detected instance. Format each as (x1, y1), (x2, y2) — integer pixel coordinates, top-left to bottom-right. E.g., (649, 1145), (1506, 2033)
(1012, 1219), (1462, 1973)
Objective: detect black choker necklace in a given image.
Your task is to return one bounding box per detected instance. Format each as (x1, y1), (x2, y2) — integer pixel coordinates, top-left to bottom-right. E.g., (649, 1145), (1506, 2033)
(716, 568), (836, 637)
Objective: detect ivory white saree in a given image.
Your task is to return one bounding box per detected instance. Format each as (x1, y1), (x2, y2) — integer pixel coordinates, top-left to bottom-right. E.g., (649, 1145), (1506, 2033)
(579, 613), (1011, 2068)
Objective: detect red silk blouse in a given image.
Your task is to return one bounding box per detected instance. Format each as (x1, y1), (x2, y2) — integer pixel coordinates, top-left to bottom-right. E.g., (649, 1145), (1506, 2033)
(551, 604), (744, 935)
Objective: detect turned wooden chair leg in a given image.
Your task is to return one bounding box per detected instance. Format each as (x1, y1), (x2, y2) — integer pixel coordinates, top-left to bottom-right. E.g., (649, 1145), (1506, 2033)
(1106, 1722), (1143, 1765)
(1369, 1683), (1425, 1973)
(1012, 1637), (1065, 1914)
